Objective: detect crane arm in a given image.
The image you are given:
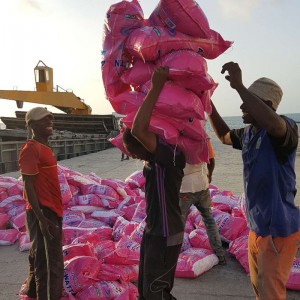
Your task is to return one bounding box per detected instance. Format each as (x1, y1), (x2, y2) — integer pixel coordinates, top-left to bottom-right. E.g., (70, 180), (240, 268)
(0, 90), (92, 115)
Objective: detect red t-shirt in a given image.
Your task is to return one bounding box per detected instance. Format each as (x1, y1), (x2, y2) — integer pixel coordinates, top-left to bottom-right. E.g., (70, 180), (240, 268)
(19, 140), (63, 217)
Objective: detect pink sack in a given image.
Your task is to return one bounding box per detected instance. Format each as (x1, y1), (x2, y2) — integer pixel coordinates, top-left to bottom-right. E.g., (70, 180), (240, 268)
(212, 208), (248, 243)
(125, 26), (233, 61)
(156, 50), (214, 95)
(0, 195), (24, 210)
(91, 209), (124, 226)
(122, 203), (138, 221)
(129, 218), (146, 243)
(131, 201), (146, 223)
(58, 174), (73, 205)
(228, 234), (249, 273)
(102, 0), (144, 99)
(112, 216), (130, 242)
(77, 218), (106, 228)
(109, 133), (132, 158)
(62, 210), (85, 226)
(75, 281), (138, 300)
(62, 226), (109, 245)
(189, 228), (212, 251)
(178, 135), (209, 164)
(0, 212), (9, 229)
(121, 59), (155, 87)
(80, 184), (120, 201)
(286, 258), (300, 291)
(97, 264), (139, 282)
(63, 243), (95, 262)
(141, 80), (205, 120)
(211, 194), (239, 210)
(63, 256), (101, 294)
(148, 0), (210, 38)
(11, 211), (26, 230)
(175, 248), (218, 278)
(181, 232), (191, 252)
(0, 228), (19, 245)
(18, 232), (30, 252)
(110, 90), (143, 116)
(99, 178), (127, 198)
(103, 236), (140, 265)
(122, 112), (179, 145)
(125, 170), (146, 189)
(94, 240), (116, 260)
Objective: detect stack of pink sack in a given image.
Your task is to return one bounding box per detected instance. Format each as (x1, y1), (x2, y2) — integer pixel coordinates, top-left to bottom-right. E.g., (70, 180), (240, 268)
(104, 0), (233, 164)
(0, 166), (299, 299)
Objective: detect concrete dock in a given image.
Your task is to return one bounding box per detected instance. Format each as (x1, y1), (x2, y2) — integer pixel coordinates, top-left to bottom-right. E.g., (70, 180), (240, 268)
(0, 146), (299, 299)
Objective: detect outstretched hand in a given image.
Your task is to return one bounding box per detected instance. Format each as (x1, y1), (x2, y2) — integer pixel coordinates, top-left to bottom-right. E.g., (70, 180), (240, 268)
(221, 62), (244, 90)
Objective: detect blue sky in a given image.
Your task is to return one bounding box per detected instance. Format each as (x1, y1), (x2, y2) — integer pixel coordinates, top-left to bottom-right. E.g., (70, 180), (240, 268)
(0, 0), (299, 118)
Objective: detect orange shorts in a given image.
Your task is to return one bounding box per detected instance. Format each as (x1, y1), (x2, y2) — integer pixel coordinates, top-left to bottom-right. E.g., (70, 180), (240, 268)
(248, 229), (300, 300)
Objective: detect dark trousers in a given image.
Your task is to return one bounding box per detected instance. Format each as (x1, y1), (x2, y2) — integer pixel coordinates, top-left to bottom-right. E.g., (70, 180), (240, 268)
(23, 207), (63, 300)
(138, 232), (182, 300)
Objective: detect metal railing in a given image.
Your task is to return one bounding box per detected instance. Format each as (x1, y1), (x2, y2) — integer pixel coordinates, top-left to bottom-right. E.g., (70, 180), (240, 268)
(0, 137), (113, 174)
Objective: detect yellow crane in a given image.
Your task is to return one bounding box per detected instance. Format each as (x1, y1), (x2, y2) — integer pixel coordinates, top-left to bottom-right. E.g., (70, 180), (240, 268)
(0, 60), (92, 115)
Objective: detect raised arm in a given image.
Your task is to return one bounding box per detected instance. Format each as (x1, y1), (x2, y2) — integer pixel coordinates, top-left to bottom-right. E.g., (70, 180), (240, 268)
(131, 66), (169, 153)
(208, 102), (232, 145)
(221, 62), (286, 138)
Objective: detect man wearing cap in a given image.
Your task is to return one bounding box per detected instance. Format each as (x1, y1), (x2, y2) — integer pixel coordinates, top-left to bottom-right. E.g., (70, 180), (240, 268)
(208, 62), (300, 300)
(19, 107), (64, 299)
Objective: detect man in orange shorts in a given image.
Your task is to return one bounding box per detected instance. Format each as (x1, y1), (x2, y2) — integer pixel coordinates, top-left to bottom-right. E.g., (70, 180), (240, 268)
(209, 61), (300, 299)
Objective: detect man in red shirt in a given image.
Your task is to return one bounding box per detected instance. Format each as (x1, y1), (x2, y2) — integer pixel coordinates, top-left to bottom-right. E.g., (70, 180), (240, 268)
(19, 107), (63, 300)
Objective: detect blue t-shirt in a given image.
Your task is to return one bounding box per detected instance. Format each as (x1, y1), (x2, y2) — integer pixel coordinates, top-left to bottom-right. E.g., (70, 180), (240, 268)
(230, 116), (300, 237)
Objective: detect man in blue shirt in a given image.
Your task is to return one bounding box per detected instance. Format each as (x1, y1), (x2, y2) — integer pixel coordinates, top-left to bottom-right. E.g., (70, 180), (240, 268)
(209, 61), (300, 300)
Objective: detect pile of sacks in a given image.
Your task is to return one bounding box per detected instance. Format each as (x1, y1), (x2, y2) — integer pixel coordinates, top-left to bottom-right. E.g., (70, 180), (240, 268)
(1, 165), (299, 299)
(102, 0), (233, 164)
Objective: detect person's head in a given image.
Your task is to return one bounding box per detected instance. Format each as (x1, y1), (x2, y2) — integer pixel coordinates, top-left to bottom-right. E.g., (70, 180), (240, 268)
(122, 128), (151, 161)
(25, 107), (54, 139)
(241, 77), (283, 124)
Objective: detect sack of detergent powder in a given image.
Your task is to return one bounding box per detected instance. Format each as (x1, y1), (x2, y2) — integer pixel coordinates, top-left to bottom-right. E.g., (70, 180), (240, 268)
(121, 59), (155, 88)
(97, 263), (139, 282)
(212, 208), (248, 243)
(228, 234), (249, 273)
(75, 281), (138, 300)
(147, 0), (211, 38)
(125, 170), (145, 189)
(156, 50), (214, 93)
(110, 90), (143, 116)
(18, 232), (30, 252)
(140, 80), (205, 120)
(0, 228), (19, 245)
(176, 248), (218, 278)
(122, 111), (180, 145)
(125, 26), (232, 62)
(101, 0), (144, 99)
(103, 236), (140, 265)
(177, 135), (209, 164)
(0, 212), (9, 229)
(286, 258), (300, 291)
(189, 227), (212, 251)
(63, 255), (101, 294)
(109, 133), (132, 158)
(58, 174), (73, 205)
(63, 243), (95, 262)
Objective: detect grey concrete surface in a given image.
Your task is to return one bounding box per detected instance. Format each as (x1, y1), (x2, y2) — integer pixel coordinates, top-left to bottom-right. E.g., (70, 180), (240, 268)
(0, 147), (299, 299)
